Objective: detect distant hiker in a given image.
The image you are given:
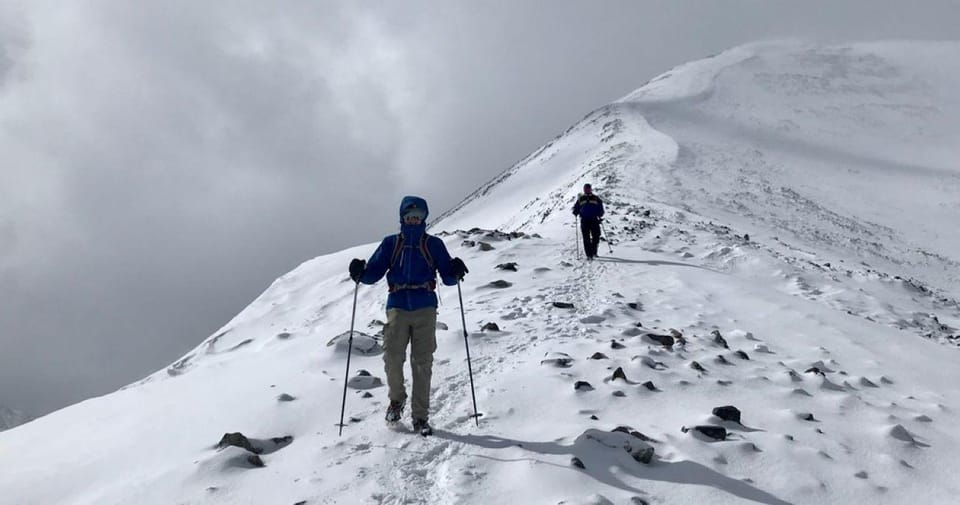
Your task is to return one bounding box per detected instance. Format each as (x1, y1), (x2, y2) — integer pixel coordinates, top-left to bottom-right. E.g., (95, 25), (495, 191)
(348, 196), (468, 435)
(572, 183), (605, 259)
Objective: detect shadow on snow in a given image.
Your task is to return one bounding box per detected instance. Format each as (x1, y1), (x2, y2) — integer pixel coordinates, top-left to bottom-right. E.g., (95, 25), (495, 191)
(433, 431), (794, 505)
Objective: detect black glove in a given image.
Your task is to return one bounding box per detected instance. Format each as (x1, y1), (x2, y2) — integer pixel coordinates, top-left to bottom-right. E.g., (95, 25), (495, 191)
(349, 258), (366, 283)
(450, 257), (468, 280)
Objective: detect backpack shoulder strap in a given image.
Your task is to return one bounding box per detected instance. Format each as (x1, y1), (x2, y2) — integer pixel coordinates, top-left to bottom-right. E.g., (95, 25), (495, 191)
(420, 234), (435, 270)
(389, 233), (404, 268)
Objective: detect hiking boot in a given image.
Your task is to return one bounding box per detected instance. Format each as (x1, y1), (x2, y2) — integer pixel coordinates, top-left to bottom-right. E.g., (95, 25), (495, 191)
(385, 400), (404, 423)
(412, 418), (433, 436)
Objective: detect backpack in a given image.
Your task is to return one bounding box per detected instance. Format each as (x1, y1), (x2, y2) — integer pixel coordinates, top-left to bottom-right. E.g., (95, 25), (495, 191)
(387, 233), (437, 293)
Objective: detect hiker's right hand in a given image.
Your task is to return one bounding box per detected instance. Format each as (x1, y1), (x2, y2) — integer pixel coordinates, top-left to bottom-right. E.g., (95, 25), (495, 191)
(349, 258), (366, 283)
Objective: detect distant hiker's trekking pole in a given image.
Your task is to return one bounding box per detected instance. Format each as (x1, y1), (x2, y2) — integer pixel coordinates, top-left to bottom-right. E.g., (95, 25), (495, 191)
(574, 217), (581, 259)
(457, 280), (481, 426)
(338, 282), (360, 436)
(600, 221), (613, 254)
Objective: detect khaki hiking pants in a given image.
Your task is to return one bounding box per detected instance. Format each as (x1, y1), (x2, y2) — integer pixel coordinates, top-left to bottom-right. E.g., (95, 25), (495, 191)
(383, 307), (438, 420)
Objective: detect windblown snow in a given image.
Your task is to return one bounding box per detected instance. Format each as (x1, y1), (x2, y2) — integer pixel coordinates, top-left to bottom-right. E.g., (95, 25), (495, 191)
(2, 41), (959, 505)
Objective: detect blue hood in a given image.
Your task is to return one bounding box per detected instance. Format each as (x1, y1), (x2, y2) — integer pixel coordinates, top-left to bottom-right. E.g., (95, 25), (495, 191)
(399, 195), (429, 222)
(398, 195), (429, 241)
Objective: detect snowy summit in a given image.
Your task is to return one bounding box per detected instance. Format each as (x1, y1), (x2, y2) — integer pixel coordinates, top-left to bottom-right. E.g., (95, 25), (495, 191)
(2, 41), (960, 505)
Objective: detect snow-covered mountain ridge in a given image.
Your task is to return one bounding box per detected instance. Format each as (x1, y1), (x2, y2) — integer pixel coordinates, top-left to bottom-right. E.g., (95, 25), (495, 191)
(2, 41), (959, 505)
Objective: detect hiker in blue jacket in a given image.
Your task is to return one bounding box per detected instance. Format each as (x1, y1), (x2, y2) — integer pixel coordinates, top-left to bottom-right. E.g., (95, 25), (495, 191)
(572, 183), (605, 259)
(349, 196), (468, 435)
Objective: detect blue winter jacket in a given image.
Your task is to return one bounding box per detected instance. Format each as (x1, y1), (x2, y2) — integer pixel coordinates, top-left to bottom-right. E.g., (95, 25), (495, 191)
(359, 196), (458, 311)
(573, 193), (605, 221)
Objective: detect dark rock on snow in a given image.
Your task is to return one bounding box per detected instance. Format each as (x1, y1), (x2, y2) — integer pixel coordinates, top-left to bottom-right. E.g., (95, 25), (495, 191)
(712, 405), (742, 423)
(644, 333), (675, 348)
(481, 322), (500, 332)
(612, 367), (628, 381)
(589, 352), (609, 360)
(574, 381), (595, 391)
(683, 425), (727, 441)
(610, 340), (626, 349)
(485, 280), (512, 289)
(496, 262), (518, 271)
(552, 301), (575, 309)
(712, 330), (729, 349)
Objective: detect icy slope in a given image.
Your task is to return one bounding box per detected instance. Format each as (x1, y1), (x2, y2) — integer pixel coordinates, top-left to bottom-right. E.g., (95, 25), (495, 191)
(2, 41), (960, 505)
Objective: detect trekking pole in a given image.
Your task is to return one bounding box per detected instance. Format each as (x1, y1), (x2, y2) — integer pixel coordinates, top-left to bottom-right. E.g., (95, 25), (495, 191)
(338, 282), (360, 436)
(600, 221), (613, 254)
(574, 217), (581, 260)
(457, 280), (481, 427)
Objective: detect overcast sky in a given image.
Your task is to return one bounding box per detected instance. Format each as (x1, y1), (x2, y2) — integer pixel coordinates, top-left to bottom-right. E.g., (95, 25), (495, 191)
(1, 1), (958, 418)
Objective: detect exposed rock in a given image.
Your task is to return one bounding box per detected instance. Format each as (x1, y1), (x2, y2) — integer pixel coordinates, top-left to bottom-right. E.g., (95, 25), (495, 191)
(276, 332), (292, 340)
(327, 331), (384, 356)
(218, 432), (259, 453)
(889, 424), (918, 443)
(496, 262), (518, 271)
(643, 333), (674, 348)
(754, 344), (771, 353)
(247, 455), (265, 468)
(369, 319), (385, 327)
(712, 330), (729, 349)
(478, 241), (495, 251)
(714, 354), (732, 365)
(854, 470), (868, 479)
(610, 340), (626, 350)
(485, 280), (513, 289)
(481, 322), (501, 332)
(612, 367), (628, 381)
(682, 425), (727, 441)
(636, 356), (667, 370)
(642, 381), (657, 391)
(574, 381), (595, 391)
(541, 352), (574, 367)
(689, 361), (706, 372)
(552, 301), (576, 309)
(914, 414), (933, 422)
(712, 405), (742, 423)
(612, 426), (657, 443)
(787, 370), (803, 382)
(436, 321), (449, 330)
(589, 352), (609, 360)
(858, 377), (878, 388)
(347, 372), (383, 390)
(805, 367), (826, 376)
(798, 412), (817, 422)
(361, 392), (373, 398)
(627, 302), (643, 310)
(277, 394), (296, 402)
(735, 350), (750, 360)
(571, 456), (585, 469)
(580, 429), (655, 465)
(612, 390), (626, 397)
(461, 240), (476, 247)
